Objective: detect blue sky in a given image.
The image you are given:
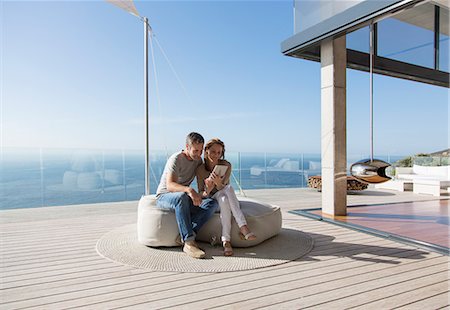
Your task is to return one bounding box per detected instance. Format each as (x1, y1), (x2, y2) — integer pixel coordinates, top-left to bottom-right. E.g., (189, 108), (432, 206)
(1, 0), (449, 156)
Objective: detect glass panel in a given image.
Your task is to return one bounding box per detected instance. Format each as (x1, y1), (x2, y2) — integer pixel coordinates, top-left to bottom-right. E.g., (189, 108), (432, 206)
(44, 149), (146, 207)
(439, 7), (449, 72)
(378, 5), (435, 68)
(347, 26), (369, 53)
(303, 153), (321, 185)
(239, 152), (266, 190)
(1, 148), (43, 210)
(294, 0), (363, 33)
(239, 152), (315, 189)
(0, 148), (147, 210)
(414, 155), (450, 166)
(225, 151), (241, 192)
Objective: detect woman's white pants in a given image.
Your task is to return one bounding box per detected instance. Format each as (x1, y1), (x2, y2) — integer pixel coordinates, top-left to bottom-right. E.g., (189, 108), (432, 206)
(212, 184), (247, 242)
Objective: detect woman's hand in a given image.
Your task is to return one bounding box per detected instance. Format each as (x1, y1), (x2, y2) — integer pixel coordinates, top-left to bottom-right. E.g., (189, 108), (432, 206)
(210, 172), (223, 187)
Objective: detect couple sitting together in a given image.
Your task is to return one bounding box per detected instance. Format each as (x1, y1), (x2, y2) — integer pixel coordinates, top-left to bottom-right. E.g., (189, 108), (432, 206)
(156, 132), (256, 259)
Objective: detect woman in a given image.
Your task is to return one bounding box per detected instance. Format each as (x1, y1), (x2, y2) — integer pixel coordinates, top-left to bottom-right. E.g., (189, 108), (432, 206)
(196, 138), (256, 256)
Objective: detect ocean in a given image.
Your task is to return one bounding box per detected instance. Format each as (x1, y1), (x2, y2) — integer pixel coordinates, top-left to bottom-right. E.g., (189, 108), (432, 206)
(0, 148), (405, 210)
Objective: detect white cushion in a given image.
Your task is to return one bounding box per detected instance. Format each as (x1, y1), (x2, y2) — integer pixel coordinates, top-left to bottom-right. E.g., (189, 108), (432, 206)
(412, 164), (429, 176)
(137, 195), (179, 247)
(412, 165), (450, 179)
(137, 195), (282, 248)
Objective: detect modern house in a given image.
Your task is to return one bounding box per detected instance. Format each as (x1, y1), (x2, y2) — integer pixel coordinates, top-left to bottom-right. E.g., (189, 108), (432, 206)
(281, 0), (449, 216)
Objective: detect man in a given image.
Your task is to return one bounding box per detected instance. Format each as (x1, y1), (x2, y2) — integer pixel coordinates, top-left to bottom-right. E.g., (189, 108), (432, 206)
(156, 132), (218, 259)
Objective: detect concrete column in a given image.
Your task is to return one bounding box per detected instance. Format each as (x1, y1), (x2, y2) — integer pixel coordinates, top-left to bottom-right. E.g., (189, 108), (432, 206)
(320, 36), (347, 216)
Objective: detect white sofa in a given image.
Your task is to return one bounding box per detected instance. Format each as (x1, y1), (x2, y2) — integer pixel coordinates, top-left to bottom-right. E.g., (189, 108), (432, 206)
(396, 165), (450, 196)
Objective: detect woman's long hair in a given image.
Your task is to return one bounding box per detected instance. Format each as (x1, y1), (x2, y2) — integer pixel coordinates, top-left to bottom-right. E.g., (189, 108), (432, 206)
(205, 138), (225, 159)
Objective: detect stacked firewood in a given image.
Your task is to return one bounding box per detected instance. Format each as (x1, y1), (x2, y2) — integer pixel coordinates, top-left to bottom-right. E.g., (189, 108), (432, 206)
(308, 176), (368, 191)
(308, 176), (323, 190)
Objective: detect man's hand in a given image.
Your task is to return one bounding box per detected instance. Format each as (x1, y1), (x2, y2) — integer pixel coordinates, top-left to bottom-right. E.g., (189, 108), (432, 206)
(187, 187), (202, 206)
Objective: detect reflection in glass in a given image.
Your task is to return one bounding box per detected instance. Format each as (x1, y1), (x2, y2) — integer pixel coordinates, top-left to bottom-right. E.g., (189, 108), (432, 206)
(378, 18), (434, 68)
(347, 26), (369, 53)
(439, 34), (449, 72)
(439, 7), (449, 72)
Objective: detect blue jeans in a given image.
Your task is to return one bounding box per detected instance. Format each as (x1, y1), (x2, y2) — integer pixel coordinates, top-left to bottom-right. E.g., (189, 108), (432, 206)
(156, 192), (218, 242)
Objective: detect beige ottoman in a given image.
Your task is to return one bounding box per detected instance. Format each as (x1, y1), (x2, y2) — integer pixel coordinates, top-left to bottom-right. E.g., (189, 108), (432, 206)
(137, 195), (282, 247)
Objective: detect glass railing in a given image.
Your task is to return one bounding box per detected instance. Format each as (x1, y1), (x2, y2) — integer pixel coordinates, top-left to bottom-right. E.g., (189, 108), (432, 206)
(1, 148), (147, 210)
(413, 155), (449, 167)
(389, 154), (450, 168)
(0, 147), (408, 210)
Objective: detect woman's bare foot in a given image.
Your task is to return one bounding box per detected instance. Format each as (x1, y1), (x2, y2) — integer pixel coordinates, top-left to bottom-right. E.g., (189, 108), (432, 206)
(239, 225), (257, 240)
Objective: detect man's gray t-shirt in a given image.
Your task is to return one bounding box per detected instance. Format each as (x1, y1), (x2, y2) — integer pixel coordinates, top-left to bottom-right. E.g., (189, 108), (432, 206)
(156, 151), (201, 196)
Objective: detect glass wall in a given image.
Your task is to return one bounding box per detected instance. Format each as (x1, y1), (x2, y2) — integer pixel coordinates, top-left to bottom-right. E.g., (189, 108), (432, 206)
(378, 16), (434, 68)
(346, 2), (449, 73)
(347, 26), (369, 53)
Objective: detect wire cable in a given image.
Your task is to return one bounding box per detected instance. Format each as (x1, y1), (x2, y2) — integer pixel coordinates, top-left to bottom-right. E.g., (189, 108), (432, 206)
(154, 36), (194, 106)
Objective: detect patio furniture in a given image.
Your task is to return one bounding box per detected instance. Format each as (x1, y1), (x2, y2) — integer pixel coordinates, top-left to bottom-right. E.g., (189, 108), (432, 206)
(375, 179), (413, 192)
(396, 165), (450, 181)
(308, 176), (368, 191)
(137, 195), (282, 247)
(413, 179), (450, 197)
(395, 165), (450, 196)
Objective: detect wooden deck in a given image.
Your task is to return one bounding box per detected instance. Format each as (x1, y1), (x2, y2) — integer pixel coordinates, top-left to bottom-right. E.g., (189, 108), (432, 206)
(1, 188), (449, 309)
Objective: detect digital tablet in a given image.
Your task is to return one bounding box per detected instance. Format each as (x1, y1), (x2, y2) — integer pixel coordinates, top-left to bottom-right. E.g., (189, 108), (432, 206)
(212, 164), (228, 177)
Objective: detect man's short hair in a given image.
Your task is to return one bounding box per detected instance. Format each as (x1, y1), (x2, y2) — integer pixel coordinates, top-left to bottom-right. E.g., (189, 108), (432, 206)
(186, 132), (204, 146)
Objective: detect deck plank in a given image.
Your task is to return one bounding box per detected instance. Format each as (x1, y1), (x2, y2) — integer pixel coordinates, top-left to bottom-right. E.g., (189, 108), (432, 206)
(302, 270), (449, 309)
(395, 289), (450, 309)
(351, 281), (450, 309)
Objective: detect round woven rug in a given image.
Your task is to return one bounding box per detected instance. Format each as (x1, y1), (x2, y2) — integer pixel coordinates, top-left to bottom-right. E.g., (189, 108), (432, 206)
(96, 224), (313, 273)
